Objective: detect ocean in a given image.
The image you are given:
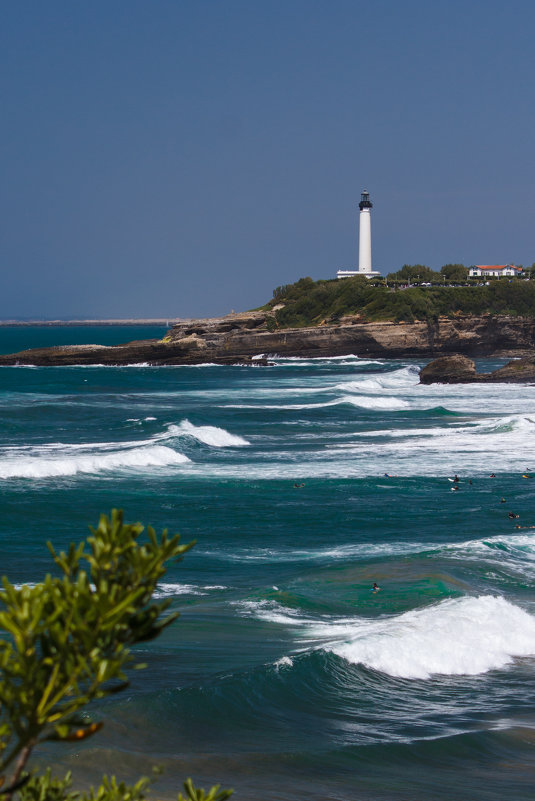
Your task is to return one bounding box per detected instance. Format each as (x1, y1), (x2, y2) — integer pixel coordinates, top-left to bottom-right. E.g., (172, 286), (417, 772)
(1, 326), (535, 800)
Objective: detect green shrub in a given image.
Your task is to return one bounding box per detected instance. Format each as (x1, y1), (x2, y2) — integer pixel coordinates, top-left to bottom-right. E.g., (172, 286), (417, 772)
(268, 276), (535, 328)
(0, 510), (232, 801)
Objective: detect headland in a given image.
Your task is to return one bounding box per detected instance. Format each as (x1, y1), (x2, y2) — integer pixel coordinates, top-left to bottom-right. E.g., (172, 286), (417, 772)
(0, 309), (535, 367)
(2, 278), (535, 367)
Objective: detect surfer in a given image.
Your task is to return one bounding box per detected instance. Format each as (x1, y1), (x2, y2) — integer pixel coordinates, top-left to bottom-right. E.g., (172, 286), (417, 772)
(453, 474), (459, 483)
(508, 511), (519, 519)
(489, 473), (496, 478)
(500, 497), (506, 503)
(451, 485), (459, 491)
(372, 582), (380, 593)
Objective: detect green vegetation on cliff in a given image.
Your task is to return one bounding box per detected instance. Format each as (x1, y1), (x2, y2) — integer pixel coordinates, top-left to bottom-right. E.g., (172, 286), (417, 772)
(268, 276), (535, 328)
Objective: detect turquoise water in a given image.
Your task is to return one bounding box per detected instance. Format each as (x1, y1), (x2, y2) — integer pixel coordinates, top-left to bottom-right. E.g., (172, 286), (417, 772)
(1, 328), (535, 800)
(0, 325), (168, 354)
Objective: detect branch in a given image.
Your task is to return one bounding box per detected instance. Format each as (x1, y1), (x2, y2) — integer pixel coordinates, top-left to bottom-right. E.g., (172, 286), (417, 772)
(3, 738), (35, 801)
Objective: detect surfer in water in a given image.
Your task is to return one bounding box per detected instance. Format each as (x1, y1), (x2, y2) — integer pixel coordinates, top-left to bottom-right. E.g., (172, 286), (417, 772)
(372, 582), (380, 593)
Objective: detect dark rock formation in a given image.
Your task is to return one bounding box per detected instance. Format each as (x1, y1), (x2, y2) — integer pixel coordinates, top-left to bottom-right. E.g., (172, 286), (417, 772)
(489, 356), (535, 382)
(419, 354), (478, 384)
(420, 354), (535, 384)
(1, 311), (535, 367)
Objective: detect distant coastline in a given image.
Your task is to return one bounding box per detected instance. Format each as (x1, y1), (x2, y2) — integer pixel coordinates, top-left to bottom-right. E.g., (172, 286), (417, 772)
(0, 319), (181, 327)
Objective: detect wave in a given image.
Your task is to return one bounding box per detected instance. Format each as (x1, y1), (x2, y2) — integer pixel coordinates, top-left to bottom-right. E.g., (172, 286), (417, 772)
(210, 540), (430, 563)
(328, 596), (535, 679)
(443, 533), (535, 579)
(225, 395), (409, 411)
(334, 367), (419, 394)
(320, 412), (535, 474)
(234, 599), (310, 625)
(153, 582), (227, 598)
(0, 444), (189, 479)
(0, 418), (249, 481)
(237, 595), (535, 679)
(166, 419), (249, 447)
(271, 355), (385, 365)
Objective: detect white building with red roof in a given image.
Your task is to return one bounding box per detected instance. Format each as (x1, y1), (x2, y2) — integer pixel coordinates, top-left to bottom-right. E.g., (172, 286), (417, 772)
(469, 265), (523, 278)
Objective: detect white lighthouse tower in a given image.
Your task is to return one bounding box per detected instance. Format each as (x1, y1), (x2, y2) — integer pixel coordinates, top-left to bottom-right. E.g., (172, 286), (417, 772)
(358, 189), (373, 272)
(337, 189), (381, 279)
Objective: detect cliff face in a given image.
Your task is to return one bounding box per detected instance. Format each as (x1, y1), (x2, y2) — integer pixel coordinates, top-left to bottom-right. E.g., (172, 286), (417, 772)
(164, 312), (535, 361)
(0, 312), (534, 366)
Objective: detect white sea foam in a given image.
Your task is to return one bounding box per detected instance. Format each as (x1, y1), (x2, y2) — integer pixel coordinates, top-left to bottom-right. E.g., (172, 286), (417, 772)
(328, 596), (535, 679)
(317, 412), (535, 475)
(154, 583), (207, 597)
(209, 540), (429, 563)
(273, 355), (383, 365)
(443, 533), (535, 579)
(0, 444), (189, 479)
(274, 655), (294, 669)
(153, 582), (227, 598)
(234, 599), (308, 625)
(335, 368), (418, 395)
(238, 595), (535, 679)
(167, 419), (249, 447)
(0, 417), (250, 481)
(225, 395), (408, 411)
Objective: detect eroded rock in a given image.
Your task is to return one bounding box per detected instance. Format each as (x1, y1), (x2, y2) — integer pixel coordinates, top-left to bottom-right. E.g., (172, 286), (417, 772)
(420, 353), (535, 384)
(419, 354), (478, 384)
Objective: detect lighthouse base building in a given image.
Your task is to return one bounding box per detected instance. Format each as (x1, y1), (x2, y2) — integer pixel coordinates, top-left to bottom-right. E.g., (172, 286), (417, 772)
(337, 189), (381, 279)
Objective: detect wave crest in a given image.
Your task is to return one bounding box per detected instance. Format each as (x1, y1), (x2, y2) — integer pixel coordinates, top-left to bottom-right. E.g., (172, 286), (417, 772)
(168, 420), (249, 447)
(329, 596), (535, 679)
(0, 444), (189, 479)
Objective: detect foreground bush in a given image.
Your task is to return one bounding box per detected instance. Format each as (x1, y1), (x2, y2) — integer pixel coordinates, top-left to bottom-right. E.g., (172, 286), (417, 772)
(0, 510), (232, 801)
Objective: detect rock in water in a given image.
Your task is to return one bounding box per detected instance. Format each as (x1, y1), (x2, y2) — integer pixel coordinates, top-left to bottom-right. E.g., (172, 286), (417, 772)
(489, 356), (535, 382)
(419, 354), (478, 384)
(420, 353), (535, 384)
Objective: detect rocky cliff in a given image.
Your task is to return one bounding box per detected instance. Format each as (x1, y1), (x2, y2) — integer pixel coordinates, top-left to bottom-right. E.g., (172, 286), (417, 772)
(1, 311), (535, 366)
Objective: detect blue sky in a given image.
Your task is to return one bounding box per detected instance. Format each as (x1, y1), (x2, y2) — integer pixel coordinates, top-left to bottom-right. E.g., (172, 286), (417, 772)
(1, 1), (534, 318)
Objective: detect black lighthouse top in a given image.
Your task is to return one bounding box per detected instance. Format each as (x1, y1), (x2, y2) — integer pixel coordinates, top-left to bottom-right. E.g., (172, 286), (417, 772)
(359, 189), (373, 210)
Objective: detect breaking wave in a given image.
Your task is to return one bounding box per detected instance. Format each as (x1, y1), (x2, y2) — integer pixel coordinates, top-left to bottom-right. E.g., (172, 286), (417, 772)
(167, 419), (249, 447)
(237, 596), (535, 679)
(328, 596), (535, 679)
(154, 582), (227, 598)
(225, 395), (409, 411)
(0, 444), (189, 479)
(0, 418), (249, 480)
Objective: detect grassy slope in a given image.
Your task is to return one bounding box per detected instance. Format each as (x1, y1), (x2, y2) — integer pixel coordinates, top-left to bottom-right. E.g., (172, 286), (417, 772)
(265, 276), (535, 328)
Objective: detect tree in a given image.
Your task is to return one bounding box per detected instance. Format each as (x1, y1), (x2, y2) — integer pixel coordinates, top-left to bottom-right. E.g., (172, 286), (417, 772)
(386, 264), (438, 283)
(440, 264), (468, 282)
(0, 510), (232, 801)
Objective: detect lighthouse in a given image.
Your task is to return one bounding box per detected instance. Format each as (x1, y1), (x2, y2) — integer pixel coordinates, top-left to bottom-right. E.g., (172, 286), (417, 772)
(358, 189), (373, 272)
(336, 189), (381, 279)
